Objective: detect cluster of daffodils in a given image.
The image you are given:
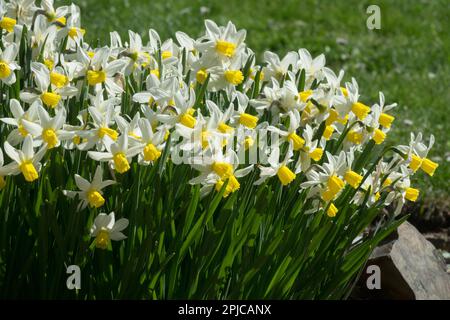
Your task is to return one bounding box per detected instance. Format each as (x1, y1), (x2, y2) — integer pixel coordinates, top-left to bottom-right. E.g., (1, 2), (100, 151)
(0, 0), (438, 249)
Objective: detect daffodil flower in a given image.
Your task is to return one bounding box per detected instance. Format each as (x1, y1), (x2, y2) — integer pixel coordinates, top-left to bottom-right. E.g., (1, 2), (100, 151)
(29, 14), (57, 49)
(322, 68), (345, 96)
(0, 1), (15, 33)
(115, 113), (142, 142)
(205, 55), (246, 91)
(64, 3), (85, 47)
(21, 104), (73, 149)
(174, 99), (235, 151)
(63, 165), (115, 210)
(20, 62), (76, 109)
(190, 56), (216, 86)
(3, 135), (47, 182)
(374, 92), (397, 129)
(279, 79), (307, 114)
(188, 141), (253, 197)
(119, 31), (156, 74)
(39, 0), (69, 25)
(297, 48), (326, 84)
(232, 92), (259, 129)
(85, 47), (127, 95)
(88, 133), (141, 174)
(386, 166), (421, 215)
(61, 115), (87, 150)
(308, 70), (348, 126)
(0, 43), (19, 85)
(342, 124), (366, 148)
(133, 74), (179, 109)
(250, 79), (302, 116)
(175, 113), (227, 153)
(158, 38), (179, 64)
(205, 100), (235, 134)
(362, 105), (388, 145)
(300, 151), (347, 202)
(262, 51), (298, 82)
(294, 125), (325, 172)
(154, 89), (198, 128)
(255, 142), (297, 186)
(90, 212), (129, 250)
(175, 31), (199, 65)
(344, 78), (372, 121)
(5, 0), (35, 26)
(398, 133), (438, 177)
(136, 118), (165, 164)
(350, 173), (385, 207)
(0, 99), (39, 146)
(234, 122), (268, 152)
(249, 78), (283, 114)
(147, 28), (179, 65)
(267, 111), (305, 151)
(0, 15), (16, 33)
(88, 88), (122, 115)
(195, 20), (246, 62)
(76, 105), (119, 151)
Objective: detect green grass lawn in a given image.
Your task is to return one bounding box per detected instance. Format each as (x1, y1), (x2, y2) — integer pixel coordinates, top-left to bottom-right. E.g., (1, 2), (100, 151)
(61, 0), (449, 201)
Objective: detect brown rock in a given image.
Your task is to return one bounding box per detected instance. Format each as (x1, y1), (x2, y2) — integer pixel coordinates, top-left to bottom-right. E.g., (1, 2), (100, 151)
(353, 221), (450, 300)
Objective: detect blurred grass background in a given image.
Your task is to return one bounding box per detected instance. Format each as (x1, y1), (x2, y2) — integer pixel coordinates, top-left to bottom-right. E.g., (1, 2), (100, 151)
(60, 0), (449, 202)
